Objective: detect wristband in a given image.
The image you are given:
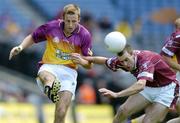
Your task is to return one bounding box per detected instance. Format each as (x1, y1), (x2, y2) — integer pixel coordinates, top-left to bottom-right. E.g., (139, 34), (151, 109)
(18, 45), (23, 51)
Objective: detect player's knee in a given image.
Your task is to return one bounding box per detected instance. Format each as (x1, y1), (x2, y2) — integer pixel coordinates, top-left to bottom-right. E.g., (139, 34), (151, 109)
(116, 106), (129, 119)
(143, 116), (163, 123)
(113, 107), (128, 123)
(38, 72), (55, 83)
(176, 100), (180, 114)
(55, 107), (66, 119)
(143, 116), (153, 123)
(54, 110), (66, 122)
(142, 118), (151, 123)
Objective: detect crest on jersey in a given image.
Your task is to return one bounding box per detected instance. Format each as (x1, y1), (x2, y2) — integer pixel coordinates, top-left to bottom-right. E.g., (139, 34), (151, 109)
(142, 61), (150, 69)
(53, 37), (60, 43)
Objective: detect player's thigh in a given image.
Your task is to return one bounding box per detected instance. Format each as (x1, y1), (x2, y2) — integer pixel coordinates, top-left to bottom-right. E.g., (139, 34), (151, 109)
(38, 70), (56, 82)
(176, 98), (180, 114)
(121, 93), (150, 115)
(37, 64), (58, 83)
(144, 102), (169, 122)
(55, 90), (73, 112)
(167, 117), (180, 123)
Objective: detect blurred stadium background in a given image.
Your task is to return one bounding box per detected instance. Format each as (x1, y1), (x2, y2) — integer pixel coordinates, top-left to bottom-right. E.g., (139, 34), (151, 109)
(0, 0), (180, 123)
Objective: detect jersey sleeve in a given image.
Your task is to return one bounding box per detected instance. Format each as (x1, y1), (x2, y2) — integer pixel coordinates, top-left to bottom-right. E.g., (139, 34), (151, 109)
(31, 23), (49, 43)
(137, 61), (154, 82)
(81, 32), (93, 56)
(161, 34), (180, 57)
(105, 57), (119, 72)
(105, 57), (129, 72)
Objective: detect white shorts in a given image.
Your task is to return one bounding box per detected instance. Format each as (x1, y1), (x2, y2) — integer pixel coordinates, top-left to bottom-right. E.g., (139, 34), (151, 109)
(36, 64), (78, 99)
(176, 71), (180, 83)
(140, 82), (177, 108)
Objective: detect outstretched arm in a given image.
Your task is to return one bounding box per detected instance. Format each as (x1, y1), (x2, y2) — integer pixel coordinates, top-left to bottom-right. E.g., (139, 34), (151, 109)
(70, 53), (108, 69)
(99, 79), (146, 98)
(9, 34), (35, 60)
(82, 56), (108, 64)
(162, 55), (180, 72)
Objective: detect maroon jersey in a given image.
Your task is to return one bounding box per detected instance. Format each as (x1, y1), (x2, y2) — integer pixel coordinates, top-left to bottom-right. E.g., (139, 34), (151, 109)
(106, 50), (177, 87)
(161, 29), (180, 64)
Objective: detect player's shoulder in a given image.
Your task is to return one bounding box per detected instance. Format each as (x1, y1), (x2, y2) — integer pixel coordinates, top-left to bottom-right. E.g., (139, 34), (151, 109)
(133, 50), (145, 56)
(78, 24), (91, 36)
(172, 29), (180, 39)
(142, 50), (159, 57)
(45, 19), (62, 27)
(136, 50), (158, 60)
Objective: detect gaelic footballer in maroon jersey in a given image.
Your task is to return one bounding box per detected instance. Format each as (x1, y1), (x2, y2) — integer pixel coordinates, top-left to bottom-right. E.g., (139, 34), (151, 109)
(158, 18), (180, 123)
(161, 28), (180, 64)
(73, 44), (179, 123)
(106, 50), (178, 87)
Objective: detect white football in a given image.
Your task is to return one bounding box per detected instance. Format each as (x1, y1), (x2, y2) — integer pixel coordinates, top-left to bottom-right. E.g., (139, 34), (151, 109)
(104, 31), (126, 53)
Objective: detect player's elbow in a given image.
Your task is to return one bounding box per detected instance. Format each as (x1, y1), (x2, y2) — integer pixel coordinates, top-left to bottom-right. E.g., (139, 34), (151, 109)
(83, 62), (93, 69)
(162, 55), (172, 64)
(136, 83), (145, 92)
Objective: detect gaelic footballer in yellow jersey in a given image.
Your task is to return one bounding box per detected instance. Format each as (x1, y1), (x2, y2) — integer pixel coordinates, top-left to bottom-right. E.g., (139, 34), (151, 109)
(32, 19), (93, 69)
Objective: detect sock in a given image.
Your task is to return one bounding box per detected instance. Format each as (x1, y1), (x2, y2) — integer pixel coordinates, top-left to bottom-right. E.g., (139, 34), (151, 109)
(131, 118), (138, 123)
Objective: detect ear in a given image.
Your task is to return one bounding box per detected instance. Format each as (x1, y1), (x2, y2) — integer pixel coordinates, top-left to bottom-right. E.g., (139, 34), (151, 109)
(63, 12), (65, 20)
(78, 16), (80, 22)
(129, 51), (133, 55)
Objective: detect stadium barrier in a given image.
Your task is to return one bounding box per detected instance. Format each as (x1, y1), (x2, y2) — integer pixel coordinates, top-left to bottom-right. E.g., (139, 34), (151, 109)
(0, 103), (113, 123)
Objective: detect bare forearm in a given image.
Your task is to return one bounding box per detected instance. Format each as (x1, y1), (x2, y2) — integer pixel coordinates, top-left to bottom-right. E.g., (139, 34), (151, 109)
(81, 60), (93, 69)
(162, 55), (180, 71)
(167, 60), (180, 71)
(83, 56), (108, 64)
(116, 87), (142, 97)
(116, 80), (146, 98)
(19, 35), (35, 50)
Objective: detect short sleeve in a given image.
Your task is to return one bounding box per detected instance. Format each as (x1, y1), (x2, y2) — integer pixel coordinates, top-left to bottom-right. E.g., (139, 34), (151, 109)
(31, 23), (49, 43)
(137, 61), (154, 81)
(161, 34), (180, 57)
(81, 32), (93, 56)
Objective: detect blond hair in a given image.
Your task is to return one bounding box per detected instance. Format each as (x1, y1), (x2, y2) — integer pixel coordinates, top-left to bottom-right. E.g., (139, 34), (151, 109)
(174, 18), (180, 29)
(63, 4), (81, 19)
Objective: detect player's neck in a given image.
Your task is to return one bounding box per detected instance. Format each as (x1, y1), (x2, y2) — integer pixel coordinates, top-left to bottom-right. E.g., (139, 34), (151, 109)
(63, 30), (72, 37)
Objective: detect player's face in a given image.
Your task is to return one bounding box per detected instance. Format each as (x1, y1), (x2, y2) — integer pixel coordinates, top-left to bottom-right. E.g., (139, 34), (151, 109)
(64, 14), (79, 35)
(117, 51), (135, 71)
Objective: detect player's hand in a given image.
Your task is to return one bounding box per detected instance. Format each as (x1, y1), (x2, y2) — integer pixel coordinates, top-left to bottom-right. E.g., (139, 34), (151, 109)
(99, 88), (118, 98)
(70, 53), (84, 64)
(9, 46), (23, 60)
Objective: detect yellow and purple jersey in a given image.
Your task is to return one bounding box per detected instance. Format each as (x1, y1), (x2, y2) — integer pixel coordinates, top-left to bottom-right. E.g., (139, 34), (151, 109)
(32, 19), (93, 69)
